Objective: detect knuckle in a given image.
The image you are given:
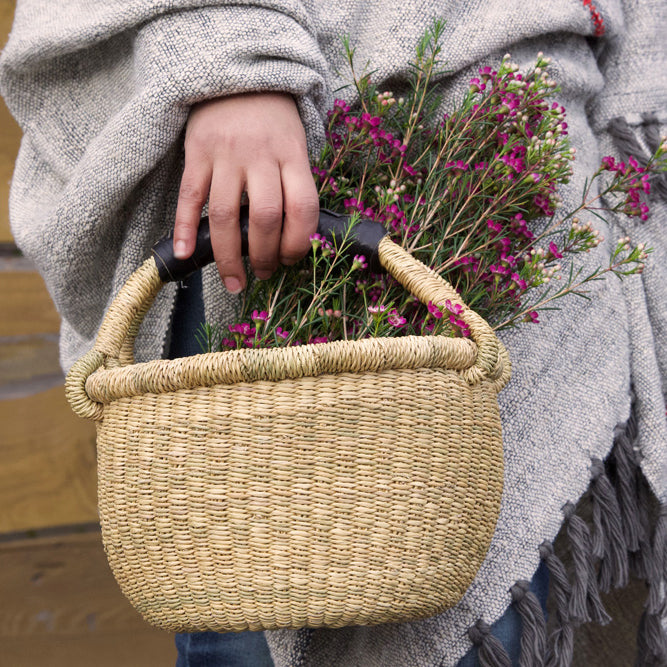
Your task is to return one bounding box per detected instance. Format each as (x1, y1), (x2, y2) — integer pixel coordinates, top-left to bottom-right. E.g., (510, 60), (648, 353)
(252, 203), (283, 227)
(184, 132), (208, 154)
(252, 260), (276, 273)
(252, 262), (277, 279)
(287, 196), (319, 223)
(216, 258), (243, 274)
(250, 249), (278, 272)
(215, 257), (244, 279)
(173, 221), (197, 237)
(280, 240), (309, 262)
(216, 132), (241, 154)
(282, 135), (308, 157)
(208, 202), (237, 222)
(179, 181), (207, 204)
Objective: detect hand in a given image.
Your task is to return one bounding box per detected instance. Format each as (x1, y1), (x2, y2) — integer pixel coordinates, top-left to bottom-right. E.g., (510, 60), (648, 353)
(173, 92), (319, 293)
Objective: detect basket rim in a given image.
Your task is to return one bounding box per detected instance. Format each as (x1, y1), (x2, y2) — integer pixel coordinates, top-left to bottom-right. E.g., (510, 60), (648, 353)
(84, 332), (481, 405)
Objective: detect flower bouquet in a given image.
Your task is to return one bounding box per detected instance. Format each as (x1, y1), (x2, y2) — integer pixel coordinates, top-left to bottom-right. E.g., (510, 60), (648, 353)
(197, 20), (662, 355)
(66, 21), (666, 635)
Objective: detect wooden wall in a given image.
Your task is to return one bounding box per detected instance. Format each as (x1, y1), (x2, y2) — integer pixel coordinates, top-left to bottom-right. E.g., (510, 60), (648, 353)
(0, 2), (176, 664)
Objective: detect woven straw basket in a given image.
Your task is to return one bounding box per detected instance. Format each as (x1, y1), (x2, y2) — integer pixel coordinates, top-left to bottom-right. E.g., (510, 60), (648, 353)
(66, 216), (510, 634)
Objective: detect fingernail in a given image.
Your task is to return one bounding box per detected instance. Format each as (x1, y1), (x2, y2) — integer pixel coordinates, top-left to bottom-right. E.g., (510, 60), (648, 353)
(224, 277), (243, 294)
(174, 240), (188, 259)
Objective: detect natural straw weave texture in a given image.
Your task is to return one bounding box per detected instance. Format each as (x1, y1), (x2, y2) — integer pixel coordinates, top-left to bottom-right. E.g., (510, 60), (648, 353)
(66, 237), (510, 633)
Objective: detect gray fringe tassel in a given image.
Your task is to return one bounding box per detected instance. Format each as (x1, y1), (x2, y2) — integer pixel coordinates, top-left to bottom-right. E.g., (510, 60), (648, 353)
(654, 505), (667, 595)
(606, 402), (667, 666)
(642, 113), (663, 155)
(590, 458), (629, 592)
(610, 417), (644, 554)
(608, 410), (652, 580)
(608, 116), (650, 167)
(460, 411), (665, 666)
(562, 501), (611, 625)
(539, 541), (574, 667)
(641, 113), (667, 202)
(635, 505), (667, 666)
(468, 619), (512, 667)
(608, 115), (667, 203)
(510, 580), (547, 666)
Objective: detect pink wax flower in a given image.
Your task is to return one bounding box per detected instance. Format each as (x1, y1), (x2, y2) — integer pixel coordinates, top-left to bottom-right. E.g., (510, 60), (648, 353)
(387, 309), (407, 327)
(427, 301), (443, 319)
(548, 242), (563, 260)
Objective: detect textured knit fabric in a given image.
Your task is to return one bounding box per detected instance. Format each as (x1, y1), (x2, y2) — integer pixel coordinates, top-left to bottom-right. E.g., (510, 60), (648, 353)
(1, 1), (666, 665)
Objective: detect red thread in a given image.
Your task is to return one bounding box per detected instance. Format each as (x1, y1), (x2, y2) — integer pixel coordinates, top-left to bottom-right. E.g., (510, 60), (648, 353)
(583, 0), (605, 36)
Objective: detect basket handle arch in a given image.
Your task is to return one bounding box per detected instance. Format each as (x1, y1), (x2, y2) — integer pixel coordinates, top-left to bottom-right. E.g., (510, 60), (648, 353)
(66, 208), (510, 419)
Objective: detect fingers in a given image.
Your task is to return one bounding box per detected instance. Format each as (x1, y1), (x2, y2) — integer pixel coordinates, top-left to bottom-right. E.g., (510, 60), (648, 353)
(173, 153), (317, 290)
(209, 172), (245, 294)
(247, 164), (283, 280)
(173, 158), (211, 260)
(178, 93), (318, 290)
(279, 158), (320, 265)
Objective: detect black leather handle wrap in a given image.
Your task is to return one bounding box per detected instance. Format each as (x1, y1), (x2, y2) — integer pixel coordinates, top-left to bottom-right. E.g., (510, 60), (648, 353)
(151, 205), (388, 283)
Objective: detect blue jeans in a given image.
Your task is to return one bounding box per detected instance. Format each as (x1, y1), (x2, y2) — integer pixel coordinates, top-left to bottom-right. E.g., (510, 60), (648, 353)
(169, 273), (549, 666)
(174, 563), (549, 666)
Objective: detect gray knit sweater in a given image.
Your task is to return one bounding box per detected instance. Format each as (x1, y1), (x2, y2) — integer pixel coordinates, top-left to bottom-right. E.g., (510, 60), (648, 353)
(2, 1), (666, 664)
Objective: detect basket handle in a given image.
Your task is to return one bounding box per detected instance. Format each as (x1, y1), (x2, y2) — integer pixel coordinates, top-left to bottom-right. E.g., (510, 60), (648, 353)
(66, 210), (508, 418)
(376, 237), (506, 384)
(151, 206), (388, 282)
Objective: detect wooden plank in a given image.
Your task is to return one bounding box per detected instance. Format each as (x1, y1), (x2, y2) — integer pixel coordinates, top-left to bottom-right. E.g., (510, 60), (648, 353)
(0, 334), (63, 399)
(1, 0), (21, 244)
(0, 385), (98, 532)
(0, 271), (61, 337)
(0, 531), (177, 666)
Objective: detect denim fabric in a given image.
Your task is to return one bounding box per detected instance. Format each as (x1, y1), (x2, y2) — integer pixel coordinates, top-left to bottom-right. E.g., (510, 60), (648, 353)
(175, 631), (275, 667)
(168, 273), (549, 667)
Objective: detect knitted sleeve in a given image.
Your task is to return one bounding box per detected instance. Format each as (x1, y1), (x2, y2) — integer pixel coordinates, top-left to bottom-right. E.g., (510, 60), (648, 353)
(0, 1), (331, 151)
(0, 1), (332, 369)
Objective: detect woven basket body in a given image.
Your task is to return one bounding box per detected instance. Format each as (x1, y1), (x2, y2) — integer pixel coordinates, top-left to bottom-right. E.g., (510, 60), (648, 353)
(67, 237), (510, 633)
